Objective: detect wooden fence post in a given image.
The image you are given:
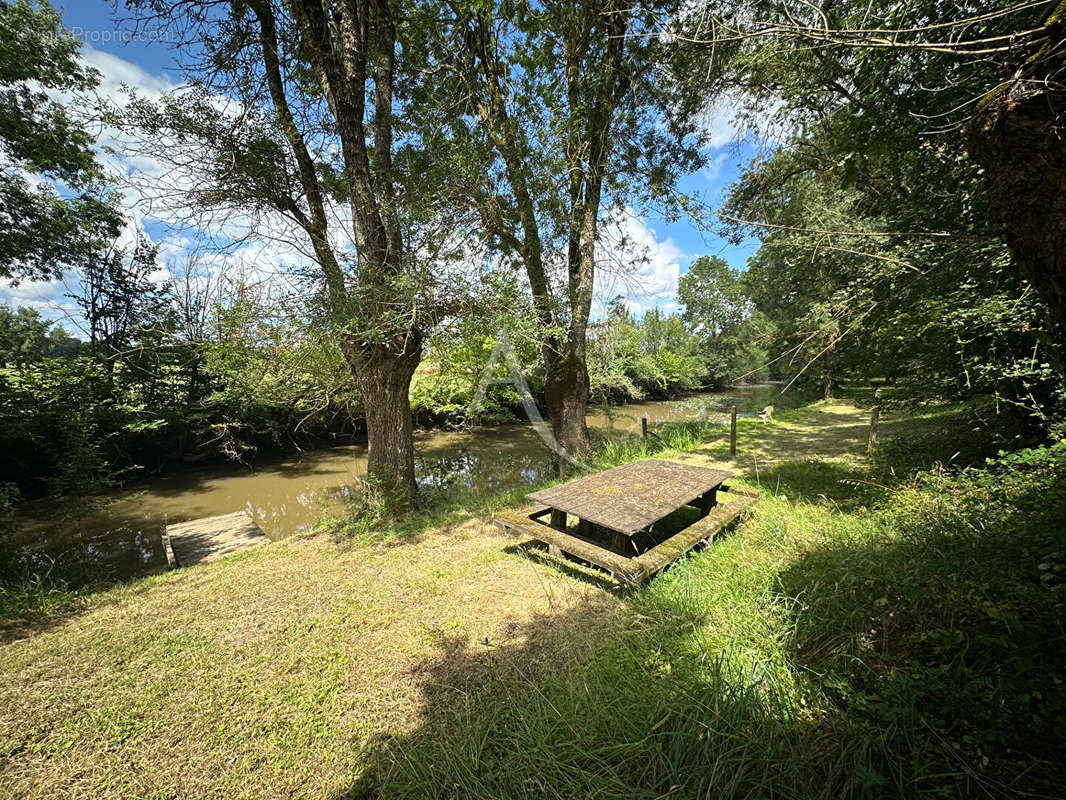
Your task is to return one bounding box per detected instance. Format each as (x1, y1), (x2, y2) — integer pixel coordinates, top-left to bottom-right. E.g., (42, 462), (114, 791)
(868, 393), (881, 454)
(642, 415), (648, 446)
(730, 406), (737, 457)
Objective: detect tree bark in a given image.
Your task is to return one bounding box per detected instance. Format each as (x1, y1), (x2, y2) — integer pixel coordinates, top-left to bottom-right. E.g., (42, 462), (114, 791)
(286, 0), (422, 506)
(345, 333), (423, 503)
(970, 9), (1066, 336)
(546, 0), (626, 459)
(543, 348), (591, 458)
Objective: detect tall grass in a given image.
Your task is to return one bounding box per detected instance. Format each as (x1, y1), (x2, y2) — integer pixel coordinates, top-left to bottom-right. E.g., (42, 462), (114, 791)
(0, 551), (82, 623)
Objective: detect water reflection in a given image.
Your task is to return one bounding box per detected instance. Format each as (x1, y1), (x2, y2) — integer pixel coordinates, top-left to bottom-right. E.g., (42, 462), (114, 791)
(5, 385), (802, 582)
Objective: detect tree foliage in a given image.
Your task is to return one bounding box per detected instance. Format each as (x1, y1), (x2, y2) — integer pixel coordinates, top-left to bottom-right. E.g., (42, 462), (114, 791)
(121, 0), (488, 504)
(0, 0), (121, 281)
(423, 0), (713, 457)
(690, 0), (1066, 420)
(0, 307), (79, 364)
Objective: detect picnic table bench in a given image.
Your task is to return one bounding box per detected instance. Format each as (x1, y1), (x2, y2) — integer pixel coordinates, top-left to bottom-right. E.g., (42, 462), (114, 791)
(493, 460), (759, 584)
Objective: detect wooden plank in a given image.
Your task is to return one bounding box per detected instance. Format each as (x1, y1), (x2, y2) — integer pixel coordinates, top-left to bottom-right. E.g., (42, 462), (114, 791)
(720, 484), (760, 498)
(162, 525), (178, 569)
(632, 491), (758, 581)
(868, 405), (880, 453)
(529, 505), (552, 521)
(493, 512), (642, 582)
(696, 487), (718, 515)
(164, 510), (268, 568)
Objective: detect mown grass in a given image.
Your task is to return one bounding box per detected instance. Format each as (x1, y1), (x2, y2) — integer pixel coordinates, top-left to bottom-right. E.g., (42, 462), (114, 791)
(1, 399), (1062, 799)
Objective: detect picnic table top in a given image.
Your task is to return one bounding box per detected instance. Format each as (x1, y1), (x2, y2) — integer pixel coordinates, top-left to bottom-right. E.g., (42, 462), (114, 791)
(527, 459), (732, 536)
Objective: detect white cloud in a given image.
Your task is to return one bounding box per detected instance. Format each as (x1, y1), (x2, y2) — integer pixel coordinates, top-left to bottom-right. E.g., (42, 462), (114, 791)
(702, 151), (730, 183)
(698, 90), (790, 152)
(594, 208), (682, 317)
(82, 46), (178, 99)
(0, 281), (55, 316)
(699, 94), (747, 149)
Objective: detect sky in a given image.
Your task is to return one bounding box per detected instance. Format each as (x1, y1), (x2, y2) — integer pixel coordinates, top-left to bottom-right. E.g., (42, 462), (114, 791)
(1, 0), (765, 326)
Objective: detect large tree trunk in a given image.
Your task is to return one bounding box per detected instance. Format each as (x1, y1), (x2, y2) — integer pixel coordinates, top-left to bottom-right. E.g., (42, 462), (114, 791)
(286, 0), (424, 508)
(970, 12), (1066, 335)
(543, 348), (591, 460)
(346, 334), (422, 506)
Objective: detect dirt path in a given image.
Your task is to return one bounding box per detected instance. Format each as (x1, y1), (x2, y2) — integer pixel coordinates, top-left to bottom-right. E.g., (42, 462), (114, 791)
(678, 400), (874, 471)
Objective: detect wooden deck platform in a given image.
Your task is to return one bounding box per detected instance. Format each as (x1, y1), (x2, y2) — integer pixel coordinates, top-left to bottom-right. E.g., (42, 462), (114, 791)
(163, 510), (268, 568)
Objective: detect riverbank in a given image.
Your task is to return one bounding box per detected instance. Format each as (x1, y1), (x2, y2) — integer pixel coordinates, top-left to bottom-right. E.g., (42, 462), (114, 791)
(3, 385), (800, 583)
(1, 399), (1062, 799)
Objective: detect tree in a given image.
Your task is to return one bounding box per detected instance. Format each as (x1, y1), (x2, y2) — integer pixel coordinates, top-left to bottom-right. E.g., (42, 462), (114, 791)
(73, 235), (169, 369)
(124, 0), (471, 505)
(432, 0), (709, 460)
(725, 142), (1063, 420)
(677, 256), (769, 387)
(669, 0), (1065, 416)
(0, 307), (79, 364)
(678, 257), (749, 339)
(681, 0), (1066, 339)
(970, 3), (1066, 333)
(0, 0), (120, 281)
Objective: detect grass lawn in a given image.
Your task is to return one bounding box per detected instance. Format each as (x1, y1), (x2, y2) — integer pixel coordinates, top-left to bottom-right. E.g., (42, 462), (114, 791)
(1, 400), (1063, 799)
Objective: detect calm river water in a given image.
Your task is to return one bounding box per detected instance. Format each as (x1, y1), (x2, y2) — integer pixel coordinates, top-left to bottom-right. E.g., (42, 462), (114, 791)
(7, 385), (797, 582)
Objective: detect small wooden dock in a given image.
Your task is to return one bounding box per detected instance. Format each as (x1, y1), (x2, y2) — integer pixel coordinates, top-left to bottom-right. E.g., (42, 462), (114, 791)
(163, 510), (268, 568)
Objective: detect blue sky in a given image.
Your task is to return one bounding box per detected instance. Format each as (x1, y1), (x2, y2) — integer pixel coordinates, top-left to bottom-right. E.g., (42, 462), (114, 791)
(2, 1), (763, 323)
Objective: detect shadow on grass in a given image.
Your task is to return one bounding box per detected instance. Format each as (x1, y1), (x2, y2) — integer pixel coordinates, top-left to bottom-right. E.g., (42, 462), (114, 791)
(334, 451), (1066, 799)
(0, 592), (88, 643)
(337, 590), (859, 800)
(502, 541), (623, 594)
(755, 461), (881, 512)
(0, 558), (166, 643)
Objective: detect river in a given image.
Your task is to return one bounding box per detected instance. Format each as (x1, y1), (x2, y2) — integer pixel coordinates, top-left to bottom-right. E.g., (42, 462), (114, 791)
(6, 385), (797, 583)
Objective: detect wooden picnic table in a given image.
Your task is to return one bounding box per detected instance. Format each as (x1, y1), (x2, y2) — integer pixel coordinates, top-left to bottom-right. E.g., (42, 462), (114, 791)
(494, 460), (759, 584)
(528, 460), (731, 552)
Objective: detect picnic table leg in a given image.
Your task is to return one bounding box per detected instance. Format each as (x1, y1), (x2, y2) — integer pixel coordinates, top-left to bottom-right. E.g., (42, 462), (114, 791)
(548, 509), (566, 557)
(611, 531), (630, 555)
(697, 488), (718, 516)
(595, 523), (613, 546)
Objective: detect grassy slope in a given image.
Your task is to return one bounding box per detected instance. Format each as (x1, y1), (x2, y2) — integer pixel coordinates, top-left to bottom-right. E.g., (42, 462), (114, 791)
(1, 400), (1062, 799)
